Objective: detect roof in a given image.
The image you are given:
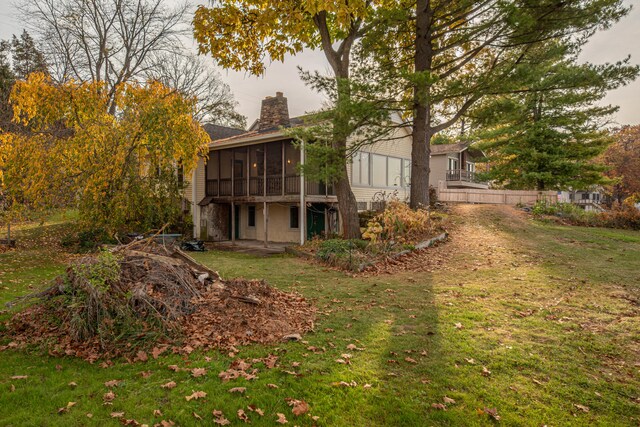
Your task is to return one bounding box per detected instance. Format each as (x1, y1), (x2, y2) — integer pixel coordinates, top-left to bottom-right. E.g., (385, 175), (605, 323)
(430, 143), (470, 155)
(209, 115), (309, 149)
(202, 123), (246, 141)
(431, 142), (484, 158)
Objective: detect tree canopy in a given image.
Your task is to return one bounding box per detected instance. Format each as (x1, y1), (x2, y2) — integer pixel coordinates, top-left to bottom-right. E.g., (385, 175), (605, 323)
(601, 125), (640, 202)
(469, 43), (638, 190)
(0, 73), (210, 233)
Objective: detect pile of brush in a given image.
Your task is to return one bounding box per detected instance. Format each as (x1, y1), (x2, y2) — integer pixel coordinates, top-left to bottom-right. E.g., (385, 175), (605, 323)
(3, 239), (315, 361)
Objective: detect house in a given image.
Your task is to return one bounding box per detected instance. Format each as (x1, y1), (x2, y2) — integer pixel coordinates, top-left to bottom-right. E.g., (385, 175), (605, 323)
(185, 93), (482, 245)
(557, 189), (604, 211)
(429, 143), (488, 190)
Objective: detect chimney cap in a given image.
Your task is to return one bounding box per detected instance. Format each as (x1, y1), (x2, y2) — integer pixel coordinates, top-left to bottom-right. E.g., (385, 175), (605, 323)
(276, 91), (284, 98)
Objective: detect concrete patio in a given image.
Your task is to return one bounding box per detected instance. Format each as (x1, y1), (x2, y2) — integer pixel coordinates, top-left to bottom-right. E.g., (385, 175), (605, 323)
(205, 239), (290, 256)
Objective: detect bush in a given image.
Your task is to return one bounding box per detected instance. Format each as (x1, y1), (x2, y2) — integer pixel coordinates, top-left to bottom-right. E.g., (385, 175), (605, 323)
(316, 239), (368, 271)
(363, 200), (434, 244)
(531, 199), (640, 230)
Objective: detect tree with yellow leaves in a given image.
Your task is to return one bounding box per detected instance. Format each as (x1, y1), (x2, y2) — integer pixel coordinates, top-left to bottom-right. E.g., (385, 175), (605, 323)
(0, 73), (210, 235)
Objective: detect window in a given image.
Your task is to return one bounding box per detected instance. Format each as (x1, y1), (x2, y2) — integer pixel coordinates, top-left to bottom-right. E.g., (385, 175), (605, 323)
(248, 206), (256, 227)
(448, 157), (459, 171)
(466, 162), (475, 172)
(403, 159), (411, 186)
(372, 154), (387, 187)
(290, 206), (299, 228)
(351, 152), (370, 185)
(582, 193), (589, 200)
(387, 157), (402, 187)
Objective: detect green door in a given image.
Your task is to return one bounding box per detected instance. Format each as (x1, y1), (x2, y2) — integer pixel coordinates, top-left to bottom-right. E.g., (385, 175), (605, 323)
(307, 204), (325, 239)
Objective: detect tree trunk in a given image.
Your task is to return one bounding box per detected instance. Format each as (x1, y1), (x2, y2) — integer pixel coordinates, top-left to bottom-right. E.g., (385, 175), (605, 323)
(334, 160), (360, 238)
(410, 0), (433, 209)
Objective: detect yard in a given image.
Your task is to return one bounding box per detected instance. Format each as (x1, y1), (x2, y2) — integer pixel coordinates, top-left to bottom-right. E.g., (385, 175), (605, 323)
(0, 205), (638, 426)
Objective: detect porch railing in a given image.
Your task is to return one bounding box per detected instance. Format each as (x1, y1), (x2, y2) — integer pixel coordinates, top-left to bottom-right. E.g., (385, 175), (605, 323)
(446, 169), (478, 183)
(205, 177), (335, 197)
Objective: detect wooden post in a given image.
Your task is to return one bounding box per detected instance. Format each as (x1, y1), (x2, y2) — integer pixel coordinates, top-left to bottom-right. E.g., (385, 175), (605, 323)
(281, 141), (285, 196)
(263, 202), (269, 247)
(231, 202), (236, 244)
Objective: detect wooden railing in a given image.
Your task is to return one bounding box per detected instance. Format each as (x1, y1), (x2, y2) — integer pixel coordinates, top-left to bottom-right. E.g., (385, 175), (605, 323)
(205, 176), (335, 197)
(446, 169), (479, 183)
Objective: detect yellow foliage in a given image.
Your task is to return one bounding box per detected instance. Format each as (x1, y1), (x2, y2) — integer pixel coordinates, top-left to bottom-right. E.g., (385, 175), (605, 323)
(363, 200), (433, 244)
(1, 73), (210, 231)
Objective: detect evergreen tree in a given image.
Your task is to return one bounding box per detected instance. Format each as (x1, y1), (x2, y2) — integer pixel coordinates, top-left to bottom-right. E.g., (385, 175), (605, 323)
(11, 31), (48, 80)
(0, 40), (15, 127)
(470, 44), (638, 190)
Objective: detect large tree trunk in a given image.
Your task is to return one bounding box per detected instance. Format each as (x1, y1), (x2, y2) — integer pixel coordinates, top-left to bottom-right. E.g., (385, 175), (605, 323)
(410, 0), (433, 209)
(334, 159), (360, 238)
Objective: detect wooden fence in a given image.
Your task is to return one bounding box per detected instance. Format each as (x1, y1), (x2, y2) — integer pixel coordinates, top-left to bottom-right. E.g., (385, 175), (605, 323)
(437, 186), (557, 205)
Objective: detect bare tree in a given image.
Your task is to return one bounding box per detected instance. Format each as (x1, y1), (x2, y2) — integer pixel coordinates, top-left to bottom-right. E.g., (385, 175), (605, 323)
(22, 0), (189, 113)
(147, 52), (246, 128)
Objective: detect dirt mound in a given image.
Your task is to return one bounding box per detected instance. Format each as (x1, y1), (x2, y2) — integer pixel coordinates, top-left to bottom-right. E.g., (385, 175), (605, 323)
(2, 241), (315, 362)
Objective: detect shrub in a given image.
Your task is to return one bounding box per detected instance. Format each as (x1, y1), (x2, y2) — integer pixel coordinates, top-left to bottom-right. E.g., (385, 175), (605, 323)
(531, 199), (640, 230)
(316, 239), (368, 271)
(363, 201), (433, 244)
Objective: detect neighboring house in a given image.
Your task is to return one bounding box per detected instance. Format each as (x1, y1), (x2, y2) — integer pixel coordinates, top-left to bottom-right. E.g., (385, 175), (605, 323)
(557, 189), (605, 211)
(185, 92), (414, 245)
(429, 143), (489, 190)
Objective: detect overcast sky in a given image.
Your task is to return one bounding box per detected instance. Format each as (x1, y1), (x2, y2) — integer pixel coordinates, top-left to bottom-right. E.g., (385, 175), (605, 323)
(1, 0), (638, 126)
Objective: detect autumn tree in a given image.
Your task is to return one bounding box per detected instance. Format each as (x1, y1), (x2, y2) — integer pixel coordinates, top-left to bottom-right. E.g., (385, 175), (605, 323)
(193, 0), (382, 238)
(469, 43), (637, 190)
(601, 125), (640, 203)
(358, 0), (633, 207)
(0, 73), (210, 234)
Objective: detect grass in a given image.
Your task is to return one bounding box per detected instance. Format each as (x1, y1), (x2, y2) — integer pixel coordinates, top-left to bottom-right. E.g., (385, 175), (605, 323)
(0, 206), (639, 426)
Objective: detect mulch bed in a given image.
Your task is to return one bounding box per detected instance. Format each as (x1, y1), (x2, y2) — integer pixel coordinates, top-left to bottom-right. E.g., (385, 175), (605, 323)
(1, 240), (315, 362)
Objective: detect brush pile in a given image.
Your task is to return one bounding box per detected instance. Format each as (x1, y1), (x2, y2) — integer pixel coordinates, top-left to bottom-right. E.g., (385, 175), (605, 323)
(2, 239), (315, 361)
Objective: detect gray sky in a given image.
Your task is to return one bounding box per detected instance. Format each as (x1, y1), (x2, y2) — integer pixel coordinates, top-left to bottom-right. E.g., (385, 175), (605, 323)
(1, 0), (638, 126)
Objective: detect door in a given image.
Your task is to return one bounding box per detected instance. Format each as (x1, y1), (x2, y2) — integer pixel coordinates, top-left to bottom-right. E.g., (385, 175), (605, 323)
(228, 205), (240, 240)
(307, 204), (325, 239)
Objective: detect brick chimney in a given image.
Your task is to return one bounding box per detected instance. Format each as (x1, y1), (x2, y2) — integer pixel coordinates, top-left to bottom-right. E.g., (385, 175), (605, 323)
(259, 92), (290, 131)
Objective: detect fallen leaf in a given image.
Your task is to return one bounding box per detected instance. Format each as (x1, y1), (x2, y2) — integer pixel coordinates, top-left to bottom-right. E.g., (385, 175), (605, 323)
(431, 403), (446, 410)
(10, 375), (27, 380)
(152, 346), (167, 359)
(161, 381), (177, 389)
(443, 396), (456, 404)
(228, 387), (246, 394)
(140, 370), (152, 378)
(103, 391), (116, 404)
(481, 366), (491, 377)
(191, 368), (207, 378)
(135, 351), (148, 362)
(454, 323), (463, 329)
(104, 379), (121, 388)
(160, 421), (175, 427)
(483, 407), (501, 421)
(86, 413), (93, 418)
(237, 409), (249, 423)
(68, 381), (77, 388)
(110, 412), (125, 418)
(276, 413), (288, 424)
(167, 365), (180, 372)
(193, 412), (202, 420)
(213, 410), (231, 425)
(58, 401), (76, 414)
(185, 390), (207, 401)
(574, 404), (590, 413)
(267, 383), (279, 389)
(153, 409), (163, 417)
(10, 384), (15, 392)
(291, 400), (309, 416)
(405, 357), (418, 364)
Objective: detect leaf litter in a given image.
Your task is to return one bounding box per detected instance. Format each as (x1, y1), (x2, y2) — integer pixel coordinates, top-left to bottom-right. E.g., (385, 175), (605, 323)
(2, 240), (315, 361)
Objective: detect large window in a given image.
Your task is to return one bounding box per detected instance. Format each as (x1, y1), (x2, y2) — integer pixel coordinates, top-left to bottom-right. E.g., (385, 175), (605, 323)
(448, 157), (459, 171)
(352, 151), (410, 188)
(372, 154), (387, 187)
(387, 157), (402, 187)
(403, 159), (411, 186)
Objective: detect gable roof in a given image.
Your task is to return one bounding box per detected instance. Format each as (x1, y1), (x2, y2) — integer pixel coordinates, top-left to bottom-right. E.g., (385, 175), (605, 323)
(431, 142), (484, 158)
(202, 123), (246, 141)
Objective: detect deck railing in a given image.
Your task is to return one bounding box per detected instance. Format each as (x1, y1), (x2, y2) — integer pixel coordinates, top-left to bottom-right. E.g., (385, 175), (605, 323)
(446, 169), (479, 183)
(205, 176), (335, 197)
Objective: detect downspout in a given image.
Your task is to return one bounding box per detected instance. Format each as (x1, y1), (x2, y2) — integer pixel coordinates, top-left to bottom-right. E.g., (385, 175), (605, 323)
(191, 170), (198, 239)
(300, 140), (305, 245)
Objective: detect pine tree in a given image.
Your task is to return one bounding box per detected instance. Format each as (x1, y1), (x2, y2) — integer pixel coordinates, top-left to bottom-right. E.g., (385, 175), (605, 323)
(470, 43), (638, 190)
(11, 31), (48, 80)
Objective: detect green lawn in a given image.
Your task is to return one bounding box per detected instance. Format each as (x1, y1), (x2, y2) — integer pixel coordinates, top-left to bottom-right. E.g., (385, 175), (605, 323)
(0, 205), (638, 426)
